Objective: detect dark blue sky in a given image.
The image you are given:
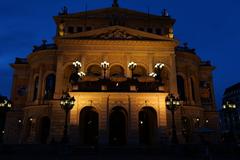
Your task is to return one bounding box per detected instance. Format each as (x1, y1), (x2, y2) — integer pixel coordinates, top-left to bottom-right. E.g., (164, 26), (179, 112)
(0, 0), (240, 109)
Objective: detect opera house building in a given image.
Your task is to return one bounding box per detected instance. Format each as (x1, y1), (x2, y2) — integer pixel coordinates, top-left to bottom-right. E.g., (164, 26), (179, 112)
(5, 2), (219, 145)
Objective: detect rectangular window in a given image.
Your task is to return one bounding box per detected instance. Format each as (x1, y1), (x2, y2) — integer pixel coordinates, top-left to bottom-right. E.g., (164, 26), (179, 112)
(77, 27), (83, 32)
(147, 28), (153, 33)
(86, 26), (92, 31)
(68, 26), (74, 33)
(155, 28), (162, 35)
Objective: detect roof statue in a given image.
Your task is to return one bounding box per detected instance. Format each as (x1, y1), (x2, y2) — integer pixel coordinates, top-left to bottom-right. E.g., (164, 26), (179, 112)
(162, 9), (169, 16)
(112, 0), (119, 7)
(58, 6), (68, 15)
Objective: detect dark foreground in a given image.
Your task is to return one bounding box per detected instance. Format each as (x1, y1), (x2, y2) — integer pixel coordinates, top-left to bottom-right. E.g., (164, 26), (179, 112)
(0, 144), (240, 160)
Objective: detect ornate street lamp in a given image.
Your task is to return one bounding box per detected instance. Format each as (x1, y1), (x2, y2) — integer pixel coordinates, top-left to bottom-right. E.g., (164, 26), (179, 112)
(70, 60), (84, 90)
(78, 71), (86, 79)
(128, 61), (137, 80)
(101, 61), (109, 79)
(0, 95), (12, 143)
(149, 72), (157, 78)
(165, 93), (181, 144)
(72, 60), (82, 71)
(154, 62), (165, 84)
(60, 92), (75, 143)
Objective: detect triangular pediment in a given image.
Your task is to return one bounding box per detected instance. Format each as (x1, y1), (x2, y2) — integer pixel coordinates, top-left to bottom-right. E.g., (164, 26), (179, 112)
(61, 26), (173, 41)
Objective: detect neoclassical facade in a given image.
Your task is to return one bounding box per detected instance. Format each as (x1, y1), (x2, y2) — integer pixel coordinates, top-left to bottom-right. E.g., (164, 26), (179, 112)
(5, 2), (218, 144)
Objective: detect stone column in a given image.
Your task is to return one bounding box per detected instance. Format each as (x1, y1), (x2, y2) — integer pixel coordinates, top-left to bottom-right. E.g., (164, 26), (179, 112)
(54, 55), (64, 99)
(26, 70), (34, 103)
(27, 118), (37, 144)
(188, 77), (195, 105)
(69, 95), (79, 144)
(99, 95), (109, 144)
(159, 93), (168, 128)
(128, 95), (138, 144)
(37, 66), (44, 104)
(148, 54), (153, 74)
(126, 55), (130, 78)
(169, 53), (178, 95)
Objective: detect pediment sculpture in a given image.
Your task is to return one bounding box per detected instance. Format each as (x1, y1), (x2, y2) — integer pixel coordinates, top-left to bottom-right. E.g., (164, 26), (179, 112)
(93, 29), (142, 40)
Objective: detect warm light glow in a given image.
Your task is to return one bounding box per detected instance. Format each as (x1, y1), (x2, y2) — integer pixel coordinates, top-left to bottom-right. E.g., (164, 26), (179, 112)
(72, 60), (82, 68)
(128, 61), (137, 70)
(101, 61), (110, 69)
(233, 104), (236, 108)
(149, 72), (157, 77)
(78, 71), (86, 77)
(154, 63), (165, 69)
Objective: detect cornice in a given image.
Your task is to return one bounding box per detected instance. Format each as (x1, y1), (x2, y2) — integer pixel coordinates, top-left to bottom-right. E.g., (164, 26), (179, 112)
(56, 39), (178, 51)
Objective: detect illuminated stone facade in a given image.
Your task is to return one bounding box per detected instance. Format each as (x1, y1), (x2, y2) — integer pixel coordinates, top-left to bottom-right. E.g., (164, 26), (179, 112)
(5, 3), (218, 144)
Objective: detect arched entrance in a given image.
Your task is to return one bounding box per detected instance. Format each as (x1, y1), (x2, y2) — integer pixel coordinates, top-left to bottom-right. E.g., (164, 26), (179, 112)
(181, 116), (191, 143)
(139, 107), (157, 145)
(109, 106), (127, 145)
(79, 106), (99, 145)
(39, 116), (51, 144)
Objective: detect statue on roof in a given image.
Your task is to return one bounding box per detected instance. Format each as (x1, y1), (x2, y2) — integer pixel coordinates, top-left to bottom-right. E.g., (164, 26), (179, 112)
(58, 6), (68, 15)
(162, 9), (169, 16)
(112, 0), (119, 7)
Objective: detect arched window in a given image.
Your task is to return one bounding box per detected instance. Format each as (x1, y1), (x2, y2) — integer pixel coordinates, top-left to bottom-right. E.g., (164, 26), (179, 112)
(133, 66), (147, 77)
(191, 78), (196, 102)
(110, 65), (124, 77)
(33, 76), (39, 101)
(44, 74), (56, 100)
(177, 75), (186, 101)
(87, 65), (101, 76)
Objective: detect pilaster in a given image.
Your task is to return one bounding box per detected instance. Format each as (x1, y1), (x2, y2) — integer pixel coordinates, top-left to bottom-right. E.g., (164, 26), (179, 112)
(54, 55), (64, 99)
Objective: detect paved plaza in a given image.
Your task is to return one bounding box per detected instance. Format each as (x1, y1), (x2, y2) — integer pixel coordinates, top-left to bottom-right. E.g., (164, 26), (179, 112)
(0, 144), (239, 160)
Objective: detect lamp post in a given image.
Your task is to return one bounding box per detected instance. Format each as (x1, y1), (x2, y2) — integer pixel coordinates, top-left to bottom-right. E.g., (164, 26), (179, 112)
(70, 60), (84, 90)
(60, 92), (75, 143)
(165, 93), (181, 144)
(101, 61), (109, 79)
(149, 72), (157, 78)
(72, 60), (82, 72)
(222, 101), (237, 133)
(128, 61), (137, 80)
(0, 95), (12, 143)
(154, 63), (165, 84)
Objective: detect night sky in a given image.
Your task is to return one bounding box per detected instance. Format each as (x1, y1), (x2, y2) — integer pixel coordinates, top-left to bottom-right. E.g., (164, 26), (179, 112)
(0, 0), (240, 110)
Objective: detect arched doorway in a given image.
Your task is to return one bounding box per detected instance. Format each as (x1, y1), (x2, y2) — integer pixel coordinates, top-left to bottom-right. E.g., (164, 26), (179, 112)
(139, 107), (157, 145)
(39, 116), (51, 144)
(109, 106), (127, 145)
(79, 107), (99, 145)
(181, 116), (191, 143)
